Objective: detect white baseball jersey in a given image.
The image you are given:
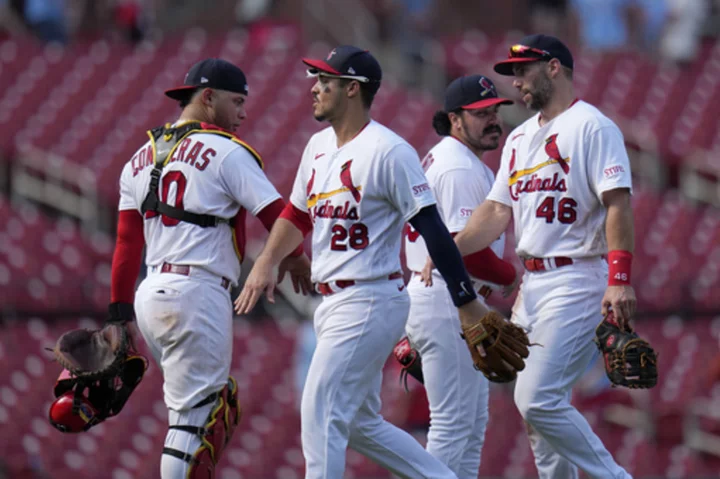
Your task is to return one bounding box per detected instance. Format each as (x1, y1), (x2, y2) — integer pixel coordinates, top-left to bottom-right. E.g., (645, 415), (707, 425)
(289, 120), (436, 284)
(118, 129), (281, 283)
(405, 136), (505, 285)
(487, 100), (632, 259)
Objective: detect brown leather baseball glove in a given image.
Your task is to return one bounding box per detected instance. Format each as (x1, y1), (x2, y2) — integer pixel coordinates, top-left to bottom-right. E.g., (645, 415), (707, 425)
(461, 311), (531, 383)
(53, 323), (130, 381)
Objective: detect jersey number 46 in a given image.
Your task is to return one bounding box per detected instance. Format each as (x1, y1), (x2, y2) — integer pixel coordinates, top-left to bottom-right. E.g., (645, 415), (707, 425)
(535, 196), (578, 224)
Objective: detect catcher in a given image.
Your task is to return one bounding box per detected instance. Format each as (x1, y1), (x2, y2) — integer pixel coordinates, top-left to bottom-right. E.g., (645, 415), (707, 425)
(49, 57), (312, 479)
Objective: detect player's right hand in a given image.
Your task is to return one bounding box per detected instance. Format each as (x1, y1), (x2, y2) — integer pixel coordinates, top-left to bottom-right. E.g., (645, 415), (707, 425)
(277, 253), (312, 295)
(234, 255), (277, 315)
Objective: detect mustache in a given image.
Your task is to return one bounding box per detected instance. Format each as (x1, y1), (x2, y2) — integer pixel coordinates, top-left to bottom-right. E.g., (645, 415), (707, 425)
(483, 125), (502, 135)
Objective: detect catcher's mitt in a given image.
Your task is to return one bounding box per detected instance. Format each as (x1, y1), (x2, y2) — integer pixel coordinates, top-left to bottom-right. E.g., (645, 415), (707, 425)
(53, 323), (129, 381)
(49, 322), (148, 433)
(461, 311), (531, 383)
(393, 337), (423, 391)
(593, 312), (658, 389)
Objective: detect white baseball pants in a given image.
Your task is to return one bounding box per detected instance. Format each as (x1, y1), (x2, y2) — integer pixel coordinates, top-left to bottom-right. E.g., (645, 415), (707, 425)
(301, 277), (457, 479)
(406, 273), (489, 478)
(512, 257), (632, 479)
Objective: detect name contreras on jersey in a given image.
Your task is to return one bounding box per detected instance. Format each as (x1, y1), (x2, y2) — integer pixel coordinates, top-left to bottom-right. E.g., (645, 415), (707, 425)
(311, 200), (359, 221)
(509, 172), (567, 201)
(131, 137), (217, 177)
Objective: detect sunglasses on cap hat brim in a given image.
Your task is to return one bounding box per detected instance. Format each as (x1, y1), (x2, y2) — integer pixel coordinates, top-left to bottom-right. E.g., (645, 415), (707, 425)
(306, 68), (372, 83)
(302, 58), (372, 83)
(493, 44), (555, 76)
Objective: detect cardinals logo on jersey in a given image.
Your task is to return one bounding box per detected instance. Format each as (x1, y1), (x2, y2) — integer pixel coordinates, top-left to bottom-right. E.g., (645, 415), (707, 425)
(340, 160), (363, 203)
(544, 134), (570, 174)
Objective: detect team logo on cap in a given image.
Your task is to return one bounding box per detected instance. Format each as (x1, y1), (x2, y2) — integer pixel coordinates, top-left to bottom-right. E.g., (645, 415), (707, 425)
(327, 49), (337, 61)
(479, 77), (495, 97)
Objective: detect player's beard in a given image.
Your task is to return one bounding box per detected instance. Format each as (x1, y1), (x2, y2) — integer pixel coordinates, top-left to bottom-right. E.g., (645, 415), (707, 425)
(528, 69), (554, 111)
(462, 121), (502, 151)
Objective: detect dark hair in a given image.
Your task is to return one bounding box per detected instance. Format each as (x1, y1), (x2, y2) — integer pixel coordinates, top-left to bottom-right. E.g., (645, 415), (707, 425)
(178, 88), (200, 108)
(338, 79), (378, 109)
(432, 110), (451, 136)
(359, 82), (379, 109)
(432, 108), (465, 136)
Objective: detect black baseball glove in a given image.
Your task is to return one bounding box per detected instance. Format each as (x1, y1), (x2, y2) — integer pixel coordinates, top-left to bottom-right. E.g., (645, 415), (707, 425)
(593, 312), (658, 389)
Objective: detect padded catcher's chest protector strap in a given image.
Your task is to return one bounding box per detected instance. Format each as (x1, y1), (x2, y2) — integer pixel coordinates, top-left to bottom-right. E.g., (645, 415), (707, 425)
(141, 122), (230, 228)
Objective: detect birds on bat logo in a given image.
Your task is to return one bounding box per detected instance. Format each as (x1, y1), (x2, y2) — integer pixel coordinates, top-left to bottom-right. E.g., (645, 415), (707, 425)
(478, 77), (496, 97)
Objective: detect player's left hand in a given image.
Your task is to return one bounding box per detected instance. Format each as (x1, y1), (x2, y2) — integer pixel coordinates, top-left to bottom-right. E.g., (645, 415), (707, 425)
(277, 253), (312, 295)
(234, 255), (276, 315)
(457, 299), (491, 358)
(601, 285), (636, 329)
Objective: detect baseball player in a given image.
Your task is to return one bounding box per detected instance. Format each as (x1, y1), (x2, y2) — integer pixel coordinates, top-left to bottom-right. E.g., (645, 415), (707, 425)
(234, 45), (493, 479)
(402, 74), (517, 477)
(447, 34), (636, 478)
(109, 58), (312, 478)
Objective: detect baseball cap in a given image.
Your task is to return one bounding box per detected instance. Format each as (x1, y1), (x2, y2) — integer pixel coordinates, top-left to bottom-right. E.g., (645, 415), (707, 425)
(165, 58), (249, 101)
(444, 75), (513, 111)
(493, 34), (574, 76)
(302, 45), (382, 93)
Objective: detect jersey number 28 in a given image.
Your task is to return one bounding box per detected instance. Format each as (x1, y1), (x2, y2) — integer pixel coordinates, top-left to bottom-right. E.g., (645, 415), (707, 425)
(331, 223), (369, 251)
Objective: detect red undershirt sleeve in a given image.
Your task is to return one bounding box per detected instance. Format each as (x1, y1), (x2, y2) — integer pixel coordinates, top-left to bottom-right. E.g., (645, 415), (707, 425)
(257, 199), (305, 256)
(450, 233), (516, 286)
(111, 210), (145, 304)
(279, 202), (313, 237)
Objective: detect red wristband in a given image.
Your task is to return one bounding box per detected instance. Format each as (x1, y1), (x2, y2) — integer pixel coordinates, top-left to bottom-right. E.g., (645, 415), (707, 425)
(608, 250), (633, 286)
